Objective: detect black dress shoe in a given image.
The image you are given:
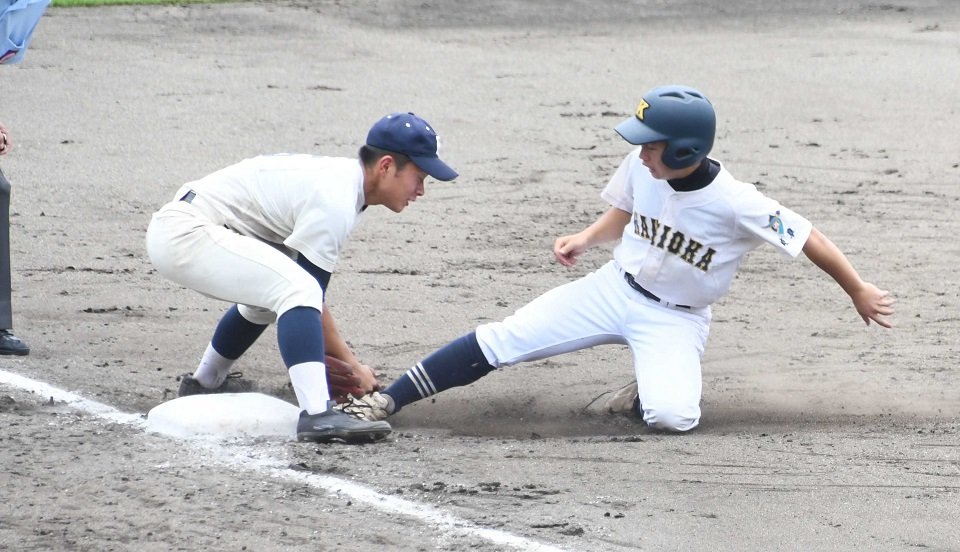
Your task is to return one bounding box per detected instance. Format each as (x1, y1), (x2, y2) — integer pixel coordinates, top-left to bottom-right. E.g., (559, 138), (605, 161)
(0, 330), (29, 356)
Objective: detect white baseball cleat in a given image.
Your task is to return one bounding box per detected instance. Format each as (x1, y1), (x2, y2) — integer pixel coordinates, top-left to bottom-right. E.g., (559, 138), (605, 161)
(602, 381), (639, 415)
(338, 392), (394, 421)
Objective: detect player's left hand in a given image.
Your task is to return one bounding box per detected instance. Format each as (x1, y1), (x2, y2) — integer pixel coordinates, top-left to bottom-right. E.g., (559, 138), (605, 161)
(852, 282), (895, 328)
(354, 362), (381, 392)
(326, 355), (381, 403)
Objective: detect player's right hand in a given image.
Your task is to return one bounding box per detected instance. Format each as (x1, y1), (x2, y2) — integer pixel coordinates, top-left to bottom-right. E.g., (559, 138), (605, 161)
(554, 234), (588, 267)
(0, 121), (10, 156)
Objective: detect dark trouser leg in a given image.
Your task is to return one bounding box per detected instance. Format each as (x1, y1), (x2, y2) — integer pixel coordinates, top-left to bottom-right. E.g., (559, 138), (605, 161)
(0, 169), (13, 330)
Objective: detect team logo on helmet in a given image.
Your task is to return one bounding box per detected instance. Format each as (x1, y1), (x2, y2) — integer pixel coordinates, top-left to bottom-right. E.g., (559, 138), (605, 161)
(635, 99), (650, 121)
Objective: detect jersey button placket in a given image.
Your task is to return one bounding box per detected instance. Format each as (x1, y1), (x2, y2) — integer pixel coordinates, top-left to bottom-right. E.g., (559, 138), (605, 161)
(636, 194), (674, 282)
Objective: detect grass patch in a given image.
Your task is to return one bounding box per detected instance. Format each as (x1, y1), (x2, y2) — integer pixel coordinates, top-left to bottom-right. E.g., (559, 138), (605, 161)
(52, 0), (242, 6)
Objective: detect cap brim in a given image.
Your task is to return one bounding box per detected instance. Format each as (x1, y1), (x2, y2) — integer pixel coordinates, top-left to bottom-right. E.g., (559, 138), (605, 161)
(614, 116), (669, 145)
(411, 156), (458, 182)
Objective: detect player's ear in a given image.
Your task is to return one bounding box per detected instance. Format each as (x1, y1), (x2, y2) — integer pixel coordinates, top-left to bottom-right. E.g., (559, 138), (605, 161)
(377, 154), (395, 174)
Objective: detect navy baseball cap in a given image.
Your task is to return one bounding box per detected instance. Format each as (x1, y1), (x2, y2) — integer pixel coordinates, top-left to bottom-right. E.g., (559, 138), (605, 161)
(366, 112), (458, 181)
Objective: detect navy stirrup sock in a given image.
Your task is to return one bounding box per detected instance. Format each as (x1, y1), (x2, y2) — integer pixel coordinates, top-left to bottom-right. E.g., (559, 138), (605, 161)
(384, 331), (495, 411)
(210, 305), (268, 360)
(276, 306), (325, 366)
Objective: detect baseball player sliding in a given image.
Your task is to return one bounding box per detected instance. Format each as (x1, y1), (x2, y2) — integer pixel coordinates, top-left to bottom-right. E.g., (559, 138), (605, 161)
(146, 112), (458, 443)
(341, 85), (895, 432)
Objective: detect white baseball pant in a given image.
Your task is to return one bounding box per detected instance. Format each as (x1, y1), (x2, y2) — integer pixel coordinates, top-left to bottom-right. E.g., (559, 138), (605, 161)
(145, 192), (324, 324)
(476, 260), (710, 431)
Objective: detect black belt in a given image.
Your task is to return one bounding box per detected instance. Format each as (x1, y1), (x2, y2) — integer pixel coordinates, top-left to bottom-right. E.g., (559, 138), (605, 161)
(623, 272), (691, 309)
(179, 190), (197, 204)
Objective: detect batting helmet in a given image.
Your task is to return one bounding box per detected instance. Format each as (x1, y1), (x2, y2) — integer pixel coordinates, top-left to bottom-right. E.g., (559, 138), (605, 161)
(614, 85), (716, 169)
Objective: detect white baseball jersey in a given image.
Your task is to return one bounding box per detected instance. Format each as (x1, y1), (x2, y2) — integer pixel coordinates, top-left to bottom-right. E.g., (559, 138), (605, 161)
(176, 154), (367, 273)
(476, 148), (814, 432)
(602, 149), (812, 308)
(146, 154), (366, 321)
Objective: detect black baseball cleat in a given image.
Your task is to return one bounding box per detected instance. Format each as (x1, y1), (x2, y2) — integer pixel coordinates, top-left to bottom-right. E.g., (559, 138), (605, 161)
(177, 371), (256, 397)
(0, 330), (29, 356)
(297, 401), (392, 444)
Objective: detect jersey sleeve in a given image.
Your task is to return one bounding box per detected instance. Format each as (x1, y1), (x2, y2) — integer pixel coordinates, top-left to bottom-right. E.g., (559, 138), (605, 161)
(284, 200), (352, 273)
(600, 150), (637, 212)
(285, 224), (341, 273)
(734, 187), (813, 258)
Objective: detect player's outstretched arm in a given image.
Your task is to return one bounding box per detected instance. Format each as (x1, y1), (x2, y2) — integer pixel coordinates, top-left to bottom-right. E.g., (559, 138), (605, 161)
(554, 207), (631, 267)
(802, 227), (895, 328)
(321, 306), (380, 393)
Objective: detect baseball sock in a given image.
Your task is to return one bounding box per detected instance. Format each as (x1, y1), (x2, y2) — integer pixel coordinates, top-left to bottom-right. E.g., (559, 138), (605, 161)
(288, 362), (329, 415)
(194, 305), (268, 387)
(192, 343), (233, 388)
(383, 331), (495, 412)
(277, 306), (330, 415)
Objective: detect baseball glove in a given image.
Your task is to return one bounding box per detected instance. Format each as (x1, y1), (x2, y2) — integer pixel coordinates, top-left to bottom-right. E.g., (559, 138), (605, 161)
(325, 354), (380, 404)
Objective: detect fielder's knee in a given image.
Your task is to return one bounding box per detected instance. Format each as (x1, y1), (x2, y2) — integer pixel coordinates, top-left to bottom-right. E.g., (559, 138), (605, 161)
(641, 404), (700, 432)
(274, 278), (325, 318)
(238, 304), (277, 325)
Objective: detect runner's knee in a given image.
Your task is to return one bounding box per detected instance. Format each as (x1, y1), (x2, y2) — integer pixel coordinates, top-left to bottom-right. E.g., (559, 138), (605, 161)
(641, 404), (700, 432)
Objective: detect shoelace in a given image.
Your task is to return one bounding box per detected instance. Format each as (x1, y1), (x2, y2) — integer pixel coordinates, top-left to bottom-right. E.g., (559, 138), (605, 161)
(339, 395), (372, 418)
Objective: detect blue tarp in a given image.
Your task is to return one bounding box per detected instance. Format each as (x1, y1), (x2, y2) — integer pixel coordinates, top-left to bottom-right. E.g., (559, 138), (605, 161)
(1, 0), (51, 64)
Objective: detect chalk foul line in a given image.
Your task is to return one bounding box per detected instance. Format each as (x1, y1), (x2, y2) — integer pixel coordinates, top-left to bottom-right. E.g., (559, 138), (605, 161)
(0, 369), (567, 552)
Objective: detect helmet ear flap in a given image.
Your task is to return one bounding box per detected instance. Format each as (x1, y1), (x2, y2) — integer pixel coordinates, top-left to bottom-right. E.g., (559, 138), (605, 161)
(662, 137), (710, 170)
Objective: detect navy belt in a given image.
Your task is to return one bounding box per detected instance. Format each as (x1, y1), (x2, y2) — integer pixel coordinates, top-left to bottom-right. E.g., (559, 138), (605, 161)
(623, 272), (691, 309)
(179, 190), (196, 204)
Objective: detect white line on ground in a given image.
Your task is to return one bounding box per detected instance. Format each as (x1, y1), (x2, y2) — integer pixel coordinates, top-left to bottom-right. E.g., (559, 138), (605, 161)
(0, 369), (568, 552)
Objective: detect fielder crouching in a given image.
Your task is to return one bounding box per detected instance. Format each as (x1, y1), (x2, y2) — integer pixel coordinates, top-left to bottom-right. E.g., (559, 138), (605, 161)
(146, 112), (458, 443)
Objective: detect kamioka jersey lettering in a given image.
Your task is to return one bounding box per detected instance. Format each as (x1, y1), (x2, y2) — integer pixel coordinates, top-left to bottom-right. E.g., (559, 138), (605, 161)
(601, 148), (812, 307)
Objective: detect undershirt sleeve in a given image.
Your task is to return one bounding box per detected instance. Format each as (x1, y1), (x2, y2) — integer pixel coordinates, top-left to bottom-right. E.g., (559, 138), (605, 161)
(296, 253), (332, 292)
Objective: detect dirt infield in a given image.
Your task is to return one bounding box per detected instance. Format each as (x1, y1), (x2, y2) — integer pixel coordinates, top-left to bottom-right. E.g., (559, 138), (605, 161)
(1, 1), (959, 550)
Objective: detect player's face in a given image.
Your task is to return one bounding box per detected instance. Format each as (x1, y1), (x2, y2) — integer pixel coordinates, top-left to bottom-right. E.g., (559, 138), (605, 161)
(638, 142), (671, 179)
(639, 142), (696, 180)
(383, 160), (427, 213)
